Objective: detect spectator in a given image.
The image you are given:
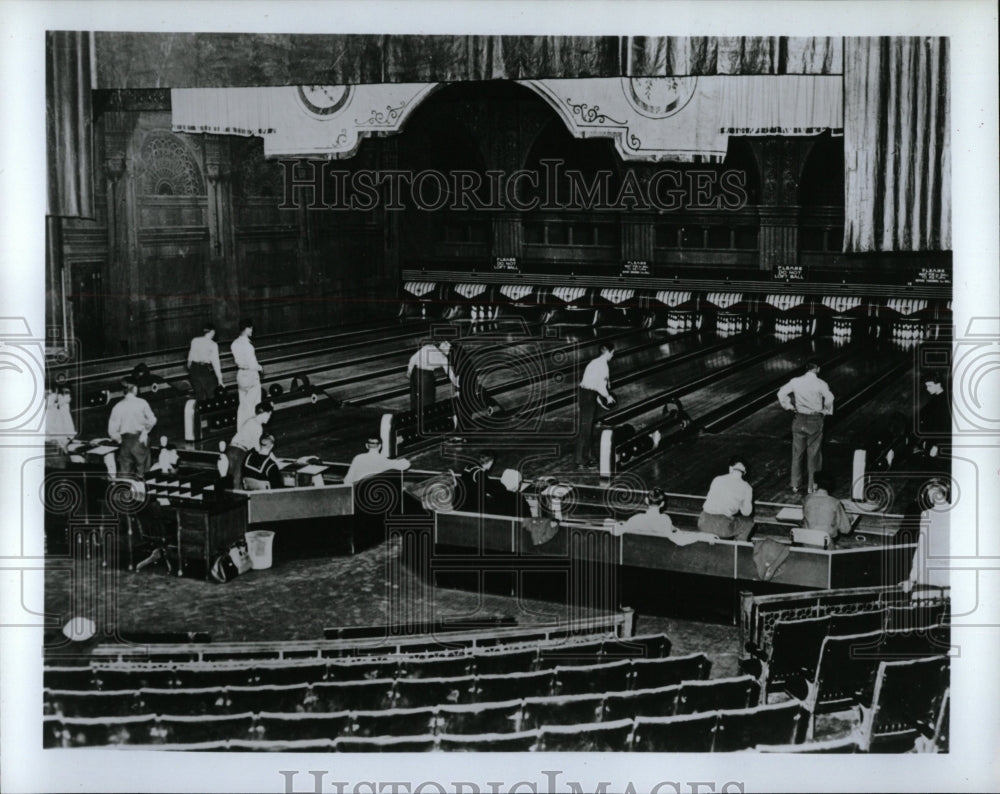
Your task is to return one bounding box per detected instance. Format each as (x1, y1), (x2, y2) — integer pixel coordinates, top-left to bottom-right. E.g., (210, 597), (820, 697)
(230, 319), (263, 428)
(343, 437), (411, 485)
(622, 488), (675, 534)
(242, 434), (284, 490)
(802, 471), (852, 542)
(697, 455), (755, 541)
(187, 322), (224, 402)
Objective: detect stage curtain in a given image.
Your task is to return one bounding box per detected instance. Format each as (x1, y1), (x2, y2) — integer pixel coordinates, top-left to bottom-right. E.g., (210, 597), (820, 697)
(96, 34), (840, 88)
(844, 37), (951, 252)
(719, 76), (843, 135)
(625, 36), (842, 76)
(46, 31), (94, 218)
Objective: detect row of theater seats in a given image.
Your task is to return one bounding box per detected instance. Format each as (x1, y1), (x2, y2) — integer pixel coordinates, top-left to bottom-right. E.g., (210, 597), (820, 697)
(46, 652), (711, 717)
(45, 687), (805, 751)
(741, 590), (950, 752)
(44, 633), (673, 691)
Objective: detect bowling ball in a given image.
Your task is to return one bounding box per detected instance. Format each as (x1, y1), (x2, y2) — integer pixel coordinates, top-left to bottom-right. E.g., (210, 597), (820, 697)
(598, 392), (615, 410)
(269, 383), (284, 398)
(291, 374), (310, 392)
(132, 363), (150, 382)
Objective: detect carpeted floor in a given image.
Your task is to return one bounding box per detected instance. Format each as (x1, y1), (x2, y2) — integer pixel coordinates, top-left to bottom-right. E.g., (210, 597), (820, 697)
(44, 534), (741, 677)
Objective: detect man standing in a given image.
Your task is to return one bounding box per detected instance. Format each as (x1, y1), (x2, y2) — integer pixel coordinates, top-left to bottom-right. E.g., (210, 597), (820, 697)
(802, 472), (852, 541)
(917, 370), (951, 458)
(231, 318), (263, 428)
(187, 322), (224, 402)
(343, 437), (411, 485)
(407, 340), (458, 414)
(777, 360), (834, 494)
(697, 456), (755, 540)
(107, 380), (158, 478)
(575, 342), (616, 467)
(227, 401), (273, 489)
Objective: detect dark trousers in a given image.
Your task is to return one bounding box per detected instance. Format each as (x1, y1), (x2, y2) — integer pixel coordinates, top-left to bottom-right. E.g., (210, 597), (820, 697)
(409, 369), (437, 415)
(226, 445), (249, 490)
(189, 362), (217, 402)
(117, 433), (151, 478)
(575, 389), (601, 464)
(791, 413), (824, 489)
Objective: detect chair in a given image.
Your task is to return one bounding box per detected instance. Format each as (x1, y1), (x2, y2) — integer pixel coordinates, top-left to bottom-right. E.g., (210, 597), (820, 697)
(521, 693), (605, 730)
(859, 656), (949, 752)
(472, 648), (539, 676)
(308, 679), (396, 712)
(398, 655), (475, 680)
(437, 699), (523, 735)
(676, 676), (761, 715)
(437, 730), (539, 752)
(885, 602), (947, 632)
(535, 718), (634, 751)
(334, 734), (437, 752)
(762, 617), (831, 696)
(551, 659), (632, 696)
(473, 669), (555, 702)
(223, 684), (312, 714)
(632, 712), (717, 752)
(350, 706), (437, 738)
(138, 687), (228, 717)
(602, 633), (672, 659)
(93, 666), (179, 691)
(805, 630), (886, 712)
(46, 689), (144, 718)
(393, 674), (477, 709)
(603, 685), (681, 722)
(713, 701), (809, 751)
(326, 658), (400, 682)
(249, 662), (330, 687)
(537, 640), (606, 667)
(44, 665), (94, 691)
(44, 714), (157, 748)
(629, 654), (711, 690)
(227, 737), (335, 752)
(255, 711), (352, 742)
(828, 609), (886, 638)
(172, 664), (254, 689)
(154, 712), (256, 746)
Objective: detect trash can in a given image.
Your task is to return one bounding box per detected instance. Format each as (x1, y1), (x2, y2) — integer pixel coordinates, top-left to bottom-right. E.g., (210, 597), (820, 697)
(245, 530), (275, 570)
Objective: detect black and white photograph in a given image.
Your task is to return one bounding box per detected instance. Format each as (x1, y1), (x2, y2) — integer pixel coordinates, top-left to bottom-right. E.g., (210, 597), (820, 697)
(1, 2), (998, 792)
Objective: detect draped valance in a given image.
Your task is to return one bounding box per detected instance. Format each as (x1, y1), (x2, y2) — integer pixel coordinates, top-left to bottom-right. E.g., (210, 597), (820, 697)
(97, 34), (842, 89)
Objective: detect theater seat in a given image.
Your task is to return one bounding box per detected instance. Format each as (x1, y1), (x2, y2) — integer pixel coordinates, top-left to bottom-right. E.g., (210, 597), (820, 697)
(520, 693), (605, 730)
(255, 711), (352, 742)
(473, 648), (539, 676)
(44, 666), (95, 691)
(860, 656), (949, 752)
(632, 712), (717, 752)
(473, 670), (555, 702)
(44, 714), (157, 748)
(46, 688), (144, 718)
(755, 736), (861, 753)
(154, 712), (256, 746)
(552, 659), (631, 695)
(535, 718), (634, 751)
(437, 699), (523, 735)
(603, 685), (681, 722)
(629, 654), (711, 690)
(392, 674), (477, 709)
(224, 684), (312, 714)
(308, 679), (396, 712)
(713, 701), (809, 751)
(138, 686), (229, 717)
(350, 706), (436, 737)
(676, 676), (761, 715)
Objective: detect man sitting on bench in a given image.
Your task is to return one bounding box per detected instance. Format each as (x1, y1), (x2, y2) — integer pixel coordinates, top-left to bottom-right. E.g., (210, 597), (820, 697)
(801, 471), (852, 545)
(344, 437), (411, 485)
(242, 434), (283, 491)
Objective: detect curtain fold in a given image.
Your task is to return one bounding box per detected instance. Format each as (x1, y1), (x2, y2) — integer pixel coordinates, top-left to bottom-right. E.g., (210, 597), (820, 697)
(844, 37), (951, 252)
(719, 76), (843, 135)
(626, 36), (842, 76)
(47, 31), (94, 218)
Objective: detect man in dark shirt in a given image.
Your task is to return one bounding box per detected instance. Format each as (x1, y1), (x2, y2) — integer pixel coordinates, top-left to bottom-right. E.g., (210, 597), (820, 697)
(241, 434), (283, 491)
(456, 450), (507, 512)
(802, 472), (852, 542)
(917, 370), (951, 458)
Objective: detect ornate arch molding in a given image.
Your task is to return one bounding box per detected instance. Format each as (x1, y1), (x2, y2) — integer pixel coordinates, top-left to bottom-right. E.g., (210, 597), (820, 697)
(136, 130), (206, 195)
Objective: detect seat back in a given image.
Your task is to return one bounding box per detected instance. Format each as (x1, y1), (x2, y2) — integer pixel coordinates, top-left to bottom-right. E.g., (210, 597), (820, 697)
(676, 676), (761, 715)
(535, 718), (634, 751)
(630, 653), (711, 690)
(713, 701), (808, 751)
(766, 616), (831, 690)
(437, 729), (539, 751)
(392, 674), (477, 709)
(603, 685), (681, 722)
(632, 712), (717, 752)
(520, 692), (605, 730)
(863, 655), (949, 752)
(256, 710), (352, 742)
(437, 699), (523, 735)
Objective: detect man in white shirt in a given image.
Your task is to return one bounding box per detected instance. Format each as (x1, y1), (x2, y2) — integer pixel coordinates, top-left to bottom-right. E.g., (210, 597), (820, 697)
(697, 456), (755, 540)
(574, 342), (616, 467)
(187, 322), (224, 402)
(231, 318), (263, 428)
(227, 401), (273, 489)
(407, 340), (458, 414)
(777, 360), (835, 494)
(108, 381), (158, 477)
(343, 438), (411, 485)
